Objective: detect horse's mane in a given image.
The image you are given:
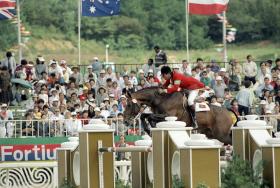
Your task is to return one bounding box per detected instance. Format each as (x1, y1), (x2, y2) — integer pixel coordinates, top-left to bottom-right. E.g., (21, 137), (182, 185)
(134, 86), (159, 92)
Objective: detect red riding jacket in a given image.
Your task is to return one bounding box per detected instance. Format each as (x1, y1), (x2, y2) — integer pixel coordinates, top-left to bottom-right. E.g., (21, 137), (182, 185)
(162, 71), (205, 94)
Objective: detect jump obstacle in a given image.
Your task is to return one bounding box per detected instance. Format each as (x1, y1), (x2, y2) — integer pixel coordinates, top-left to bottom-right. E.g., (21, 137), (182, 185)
(232, 115), (280, 188)
(57, 117), (223, 188)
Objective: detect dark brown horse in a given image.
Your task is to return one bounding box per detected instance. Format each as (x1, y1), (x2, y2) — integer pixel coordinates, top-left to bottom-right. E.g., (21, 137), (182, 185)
(123, 87), (237, 144)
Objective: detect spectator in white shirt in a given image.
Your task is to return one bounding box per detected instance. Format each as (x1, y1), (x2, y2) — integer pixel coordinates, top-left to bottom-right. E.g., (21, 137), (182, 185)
(180, 60), (192, 76)
(256, 62), (271, 85)
(243, 55), (257, 85)
(65, 112), (82, 136)
(265, 96), (276, 114)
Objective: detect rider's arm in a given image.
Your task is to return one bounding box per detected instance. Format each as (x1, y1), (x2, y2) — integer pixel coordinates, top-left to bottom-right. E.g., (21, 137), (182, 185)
(166, 80), (181, 93)
(162, 79), (170, 88)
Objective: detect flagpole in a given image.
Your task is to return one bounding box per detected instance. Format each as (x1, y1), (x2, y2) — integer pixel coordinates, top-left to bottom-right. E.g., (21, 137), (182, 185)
(185, 0), (190, 62)
(16, 0), (22, 63)
(223, 11), (227, 67)
(78, 0), (81, 66)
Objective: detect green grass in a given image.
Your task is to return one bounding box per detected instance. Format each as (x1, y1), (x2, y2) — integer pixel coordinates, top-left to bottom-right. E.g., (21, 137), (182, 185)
(4, 35), (280, 66)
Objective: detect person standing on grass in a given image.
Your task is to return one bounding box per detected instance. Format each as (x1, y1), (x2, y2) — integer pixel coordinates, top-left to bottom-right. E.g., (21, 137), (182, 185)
(92, 57), (102, 77)
(154, 46), (167, 69)
(236, 80), (253, 116)
(243, 55), (257, 85)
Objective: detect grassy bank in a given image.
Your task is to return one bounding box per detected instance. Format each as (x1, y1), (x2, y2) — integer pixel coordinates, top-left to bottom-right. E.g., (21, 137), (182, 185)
(4, 36), (280, 65)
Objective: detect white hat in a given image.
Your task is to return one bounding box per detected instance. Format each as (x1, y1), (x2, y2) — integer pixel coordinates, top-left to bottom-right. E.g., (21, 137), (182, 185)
(52, 97), (59, 102)
(87, 65), (92, 69)
(220, 68), (226, 72)
(50, 88), (57, 93)
(173, 65), (180, 69)
(148, 69), (153, 73)
(100, 70), (106, 74)
(103, 98), (109, 101)
(100, 103), (105, 108)
(60, 60), (66, 64)
(94, 57), (98, 60)
(216, 76), (223, 81)
(109, 94), (114, 98)
(120, 95), (126, 99)
(38, 56), (45, 62)
(71, 112), (77, 116)
(94, 107), (101, 112)
(266, 110), (272, 114)
(260, 100), (266, 105)
(138, 69), (144, 74)
(49, 60), (57, 66)
(1, 103), (7, 108)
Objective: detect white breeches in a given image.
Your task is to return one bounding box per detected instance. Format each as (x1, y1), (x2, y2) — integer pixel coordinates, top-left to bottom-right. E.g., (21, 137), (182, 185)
(188, 90), (199, 106)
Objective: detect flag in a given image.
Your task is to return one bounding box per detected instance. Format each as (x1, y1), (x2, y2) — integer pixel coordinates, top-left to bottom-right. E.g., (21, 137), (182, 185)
(189, 0), (229, 15)
(0, 0), (16, 20)
(82, 0), (120, 17)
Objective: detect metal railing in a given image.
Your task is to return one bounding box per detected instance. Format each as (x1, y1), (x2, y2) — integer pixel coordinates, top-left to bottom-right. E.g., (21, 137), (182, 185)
(0, 118), (142, 138)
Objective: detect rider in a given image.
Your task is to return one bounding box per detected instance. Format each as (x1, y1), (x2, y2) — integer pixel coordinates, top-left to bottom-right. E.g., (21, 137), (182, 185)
(159, 66), (205, 110)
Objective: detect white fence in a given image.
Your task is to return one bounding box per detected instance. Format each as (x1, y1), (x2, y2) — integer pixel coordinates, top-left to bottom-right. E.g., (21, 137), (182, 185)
(0, 161), (58, 188)
(0, 160), (132, 188)
(0, 118), (142, 138)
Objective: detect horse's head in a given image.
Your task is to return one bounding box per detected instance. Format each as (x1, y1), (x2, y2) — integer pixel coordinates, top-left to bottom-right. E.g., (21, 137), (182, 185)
(123, 92), (141, 125)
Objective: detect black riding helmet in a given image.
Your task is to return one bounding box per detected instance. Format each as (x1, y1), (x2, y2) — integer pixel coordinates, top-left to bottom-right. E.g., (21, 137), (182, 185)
(161, 66), (172, 75)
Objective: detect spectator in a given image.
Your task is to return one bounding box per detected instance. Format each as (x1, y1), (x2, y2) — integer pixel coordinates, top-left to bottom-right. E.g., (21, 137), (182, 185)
(0, 51), (16, 77)
(265, 96), (276, 114)
(256, 62), (271, 85)
(105, 66), (116, 80)
(236, 80), (253, 115)
(48, 60), (63, 82)
(154, 46), (167, 69)
(97, 69), (107, 88)
(213, 76), (227, 98)
(35, 56), (47, 79)
(230, 99), (240, 116)
(118, 95), (127, 112)
(116, 135), (129, 161)
(210, 60), (220, 73)
(256, 77), (274, 97)
(219, 68), (229, 85)
(70, 66), (82, 85)
(228, 59), (243, 85)
(129, 70), (138, 86)
(143, 59), (156, 77)
(84, 65), (97, 83)
(180, 60), (192, 76)
(94, 107), (103, 119)
(0, 66), (12, 103)
(243, 55), (257, 85)
(65, 112), (82, 136)
(37, 113), (50, 137)
(96, 86), (108, 106)
(272, 58), (280, 72)
(200, 71), (211, 87)
(92, 57), (102, 76)
(22, 113), (36, 136)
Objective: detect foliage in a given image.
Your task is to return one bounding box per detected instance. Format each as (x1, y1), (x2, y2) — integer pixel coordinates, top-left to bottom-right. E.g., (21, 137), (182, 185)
(1, 0), (280, 52)
(221, 155), (270, 188)
(0, 20), (17, 51)
(172, 175), (184, 188)
(196, 183), (209, 188)
(115, 179), (130, 188)
(60, 178), (76, 188)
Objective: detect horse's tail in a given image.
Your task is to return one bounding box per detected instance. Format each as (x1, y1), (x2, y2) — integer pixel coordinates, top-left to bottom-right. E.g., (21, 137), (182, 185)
(228, 109), (240, 127)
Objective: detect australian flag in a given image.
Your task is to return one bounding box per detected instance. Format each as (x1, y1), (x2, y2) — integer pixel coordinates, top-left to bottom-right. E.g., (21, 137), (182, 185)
(0, 0), (16, 20)
(82, 0), (120, 17)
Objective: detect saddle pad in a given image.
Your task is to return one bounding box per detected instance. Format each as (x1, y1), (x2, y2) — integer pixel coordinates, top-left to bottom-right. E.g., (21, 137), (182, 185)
(195, 102), (210, 112)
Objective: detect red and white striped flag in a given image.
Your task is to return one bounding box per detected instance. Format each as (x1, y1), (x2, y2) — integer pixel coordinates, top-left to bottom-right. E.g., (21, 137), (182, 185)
(189, 0), (229, 15)
(0, 0), (16, 20)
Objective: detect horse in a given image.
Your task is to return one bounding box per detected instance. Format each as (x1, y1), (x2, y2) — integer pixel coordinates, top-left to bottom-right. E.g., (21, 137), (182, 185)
(123, 87), (238, 144)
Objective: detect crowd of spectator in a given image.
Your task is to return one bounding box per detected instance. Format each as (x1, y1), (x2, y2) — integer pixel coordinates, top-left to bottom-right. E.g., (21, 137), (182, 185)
(0, 48), (280, 137)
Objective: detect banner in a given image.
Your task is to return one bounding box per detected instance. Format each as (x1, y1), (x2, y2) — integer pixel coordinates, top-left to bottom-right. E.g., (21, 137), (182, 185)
(0, 135), (142, 161)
